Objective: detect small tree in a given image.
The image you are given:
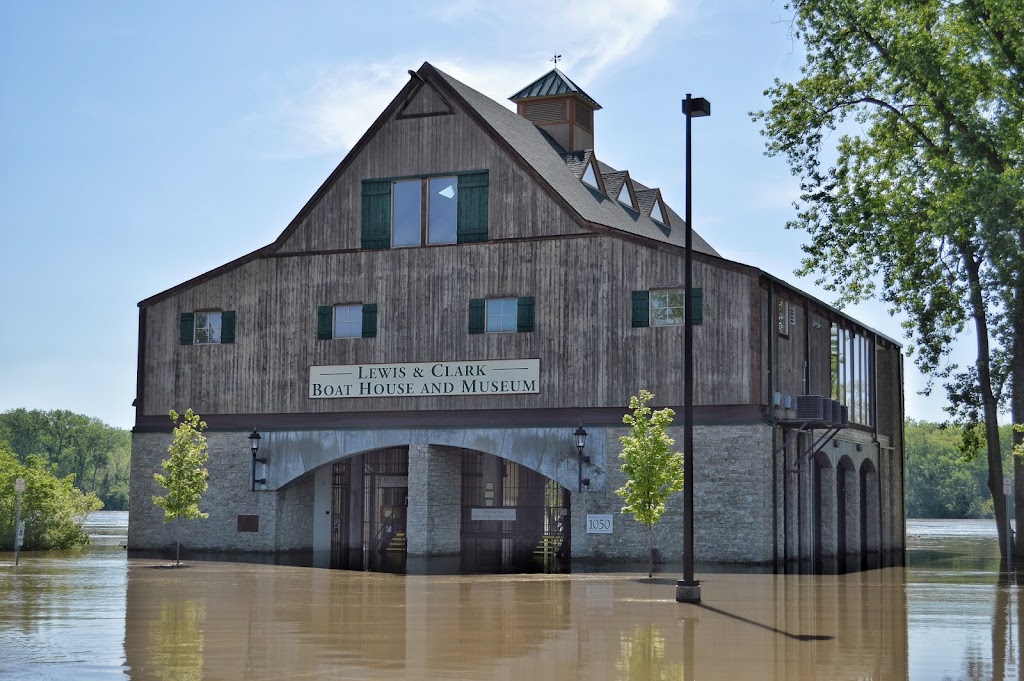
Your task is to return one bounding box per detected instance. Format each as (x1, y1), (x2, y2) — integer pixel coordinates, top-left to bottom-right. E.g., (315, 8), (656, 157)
(616, 391), (685, 578)
(153, 409), (209, 566)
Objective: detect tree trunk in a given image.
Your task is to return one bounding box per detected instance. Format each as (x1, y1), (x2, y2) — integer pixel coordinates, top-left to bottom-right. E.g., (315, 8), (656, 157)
(965, 253), (1011, 556)
(648, 526), (653, 579)
(1012, 274), (1024, 557)
(175, 517), (181, 567)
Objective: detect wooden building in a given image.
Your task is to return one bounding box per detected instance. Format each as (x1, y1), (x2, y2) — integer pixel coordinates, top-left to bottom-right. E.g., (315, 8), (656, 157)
(128, 63), (905, 572)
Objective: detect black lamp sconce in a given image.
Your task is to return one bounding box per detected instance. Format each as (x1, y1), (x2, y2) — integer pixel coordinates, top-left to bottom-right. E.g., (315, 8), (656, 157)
(250, 429), (265, 490)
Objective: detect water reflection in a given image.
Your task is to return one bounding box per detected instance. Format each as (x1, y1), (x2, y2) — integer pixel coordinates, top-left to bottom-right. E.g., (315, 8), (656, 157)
(1, 516), (1023, 680)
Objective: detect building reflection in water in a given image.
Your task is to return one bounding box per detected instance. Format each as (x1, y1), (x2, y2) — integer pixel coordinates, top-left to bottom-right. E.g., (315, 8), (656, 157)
(123, 559), (923, 680)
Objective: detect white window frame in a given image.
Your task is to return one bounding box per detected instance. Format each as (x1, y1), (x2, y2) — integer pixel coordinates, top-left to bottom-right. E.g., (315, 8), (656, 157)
(485, 298), (518, 333)
(194, 311), (222, 344)
(333, 304), (362, 338)
(650, 289), (685, 327)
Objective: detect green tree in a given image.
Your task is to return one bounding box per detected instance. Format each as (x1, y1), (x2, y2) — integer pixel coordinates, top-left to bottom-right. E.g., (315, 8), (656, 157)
(754, 0), (1024, 555)
(153, 409), (210, 566)
(0, 441), (103, 550)
(616, 391), (684, 578)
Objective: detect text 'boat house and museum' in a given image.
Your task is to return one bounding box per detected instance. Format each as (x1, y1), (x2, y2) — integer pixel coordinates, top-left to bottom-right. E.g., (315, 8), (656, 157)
(128, 63), (906, 574)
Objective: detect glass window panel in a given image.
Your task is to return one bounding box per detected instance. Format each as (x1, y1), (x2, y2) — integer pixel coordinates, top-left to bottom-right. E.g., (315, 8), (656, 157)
(194, 312), (221, 344)
(392, 180), (422, 247)
(333, 305), (362, 338)
(617, 182), (633, 208)
(651, 200), (666, 224)
(582, 162), (599, 189)
(650, 289), (684, 326)
(486, 298), (517, 333)
(427, 177), (458, 244)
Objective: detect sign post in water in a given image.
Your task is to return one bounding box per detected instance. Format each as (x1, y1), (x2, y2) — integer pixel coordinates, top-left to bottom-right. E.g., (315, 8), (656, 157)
(14, 478), (25, 566)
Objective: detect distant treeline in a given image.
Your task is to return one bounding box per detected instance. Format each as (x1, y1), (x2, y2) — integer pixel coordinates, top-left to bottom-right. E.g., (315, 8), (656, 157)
(906, 419), (1019, 519)
(0, 407), (1016, 519)
(0, 409), (130, 510)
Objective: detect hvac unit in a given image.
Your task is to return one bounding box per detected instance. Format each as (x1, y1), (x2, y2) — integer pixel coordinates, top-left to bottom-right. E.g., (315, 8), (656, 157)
(840, 405), (849, 426)
(796, 395), (824, 421)
(821, 398), (834, 423)
(831, 400), (843, 425)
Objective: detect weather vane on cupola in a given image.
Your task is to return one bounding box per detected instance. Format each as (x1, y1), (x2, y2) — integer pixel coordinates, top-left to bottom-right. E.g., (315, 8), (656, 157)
(551, 54), (562, 65)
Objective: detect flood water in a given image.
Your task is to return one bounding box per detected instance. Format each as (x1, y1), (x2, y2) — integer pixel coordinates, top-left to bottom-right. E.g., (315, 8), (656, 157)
(0, 514), (1018, 680)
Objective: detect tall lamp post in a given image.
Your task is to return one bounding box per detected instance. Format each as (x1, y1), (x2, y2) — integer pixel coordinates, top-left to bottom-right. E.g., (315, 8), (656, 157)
(677, 93), (710, 604)
(250, 429), (265, 491)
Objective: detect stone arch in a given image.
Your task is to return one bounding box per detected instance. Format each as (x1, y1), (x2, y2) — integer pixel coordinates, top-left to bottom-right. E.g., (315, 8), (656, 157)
(811, 450), (836, 567)
(836, 455), (857, 565)
(859, 458), (880, 561)
(262, 425), (596, 494)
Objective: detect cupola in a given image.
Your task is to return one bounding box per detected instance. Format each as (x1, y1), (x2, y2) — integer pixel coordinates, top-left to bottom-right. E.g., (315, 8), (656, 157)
(510, 69), (601, 152)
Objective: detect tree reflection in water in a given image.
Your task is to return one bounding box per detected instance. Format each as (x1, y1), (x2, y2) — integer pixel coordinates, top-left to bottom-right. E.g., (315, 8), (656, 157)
(149, 597), (205, 681)
(616, 625), (685, 681)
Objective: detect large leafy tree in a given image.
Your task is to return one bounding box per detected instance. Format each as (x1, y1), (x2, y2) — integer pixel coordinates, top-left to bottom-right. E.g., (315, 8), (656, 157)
(754, 0), (1024, 555)
(617, 391), (685, 578)
(153, 409), (210, 566)
(0, 441), (103, 550)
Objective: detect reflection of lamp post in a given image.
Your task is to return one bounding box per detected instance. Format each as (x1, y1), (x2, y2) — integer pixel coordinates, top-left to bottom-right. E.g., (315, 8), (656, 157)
(678, 94), (710, 604)
(250, 429), (265, 491)
(574, 425), (590, 492)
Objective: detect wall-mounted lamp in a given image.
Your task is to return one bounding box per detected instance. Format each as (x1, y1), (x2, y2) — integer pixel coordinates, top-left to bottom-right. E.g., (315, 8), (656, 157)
(833, 439), (840, 448)
(574, 425), (590, 491)
(250, 429), (266, 490)
(856, 443), (863, 452)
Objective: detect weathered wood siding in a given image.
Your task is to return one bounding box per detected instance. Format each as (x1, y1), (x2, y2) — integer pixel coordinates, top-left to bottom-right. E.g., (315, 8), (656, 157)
(140, 237), (758, 417)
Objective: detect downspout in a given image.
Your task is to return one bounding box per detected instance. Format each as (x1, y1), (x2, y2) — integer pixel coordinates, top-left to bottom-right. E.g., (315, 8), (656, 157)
(873, 335), (882, 560)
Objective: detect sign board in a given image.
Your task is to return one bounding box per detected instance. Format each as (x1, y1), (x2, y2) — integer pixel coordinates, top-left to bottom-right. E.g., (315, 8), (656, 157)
(309, 359), (540, 399)
(1006, 480), (1013, 496)
(586, 514), (614, 534)
(471, 508), (517, 522)
(377, 476), (408, 488)
(16, 521), (25, 547)
(15, 478), (25, 493)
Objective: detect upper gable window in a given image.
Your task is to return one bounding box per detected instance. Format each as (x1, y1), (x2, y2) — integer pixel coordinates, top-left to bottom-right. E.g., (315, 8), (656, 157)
(362, 172), (488, 250)
(582, 161), (600, 190)
(392, 176), (459, 247)
(617, 182), (635, 209)
(651, 199), (667, 225)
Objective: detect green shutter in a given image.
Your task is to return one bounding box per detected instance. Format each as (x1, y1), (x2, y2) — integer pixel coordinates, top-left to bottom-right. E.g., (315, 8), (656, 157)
(221, 311), (236, 343)
(517, 296), (535, 333)
(361, 304), (378, 338)
(691, 287), (703, 325)
(468, 298), (485, 334)
(179, 312), (195, 345)
(361, 180), (391, 250)
(457, 172), (489, 243)
(317, 306), (333, 340)
(631, 291), (649, 328)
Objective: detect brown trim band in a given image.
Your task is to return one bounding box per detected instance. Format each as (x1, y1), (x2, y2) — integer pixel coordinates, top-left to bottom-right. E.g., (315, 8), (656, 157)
(133, 404), (768, 433)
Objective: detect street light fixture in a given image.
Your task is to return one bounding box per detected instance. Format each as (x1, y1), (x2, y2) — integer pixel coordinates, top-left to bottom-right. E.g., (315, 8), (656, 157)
(677, 93), (710, 604)
(574, 425), (590, 492)
(250, 429), (265, 490)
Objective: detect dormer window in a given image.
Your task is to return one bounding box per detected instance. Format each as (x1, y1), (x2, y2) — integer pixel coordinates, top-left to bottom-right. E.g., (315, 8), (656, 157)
(582, 160), (600, 190)
(617, 181), (636, 210)
(651, 199), (668, 226)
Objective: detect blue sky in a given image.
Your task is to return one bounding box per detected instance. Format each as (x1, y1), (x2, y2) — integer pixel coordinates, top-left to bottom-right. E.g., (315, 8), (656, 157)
(0, 1), (964, 429)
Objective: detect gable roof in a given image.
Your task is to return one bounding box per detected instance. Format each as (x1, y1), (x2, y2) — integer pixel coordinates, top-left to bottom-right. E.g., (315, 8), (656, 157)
(429, 64), (720, 256)
(509, 68), (602, 109)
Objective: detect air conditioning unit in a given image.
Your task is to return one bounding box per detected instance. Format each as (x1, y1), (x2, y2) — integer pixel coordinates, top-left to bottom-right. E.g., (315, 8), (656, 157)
(796, 395), (824, 421)
(831, 400), (843, 425)
(821, 399), (834, 423)
(840, 405), (849, 426)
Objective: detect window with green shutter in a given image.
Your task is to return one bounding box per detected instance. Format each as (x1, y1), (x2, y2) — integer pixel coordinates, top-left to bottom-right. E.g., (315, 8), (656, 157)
(516, 296), (535, 332)
(318, 304), (377, 339)
(468, 299), (485, 334)
(181, 310), (235, 344)
(362, 171), (488, 250)
(635, 288), (703, 327)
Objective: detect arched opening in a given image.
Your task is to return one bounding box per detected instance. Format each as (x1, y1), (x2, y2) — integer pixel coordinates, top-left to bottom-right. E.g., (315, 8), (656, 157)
(327, 445), (569, 574)
(859, 459), (880, 569)
(812, 451), (835, 571)
(837, 456), (856, 571)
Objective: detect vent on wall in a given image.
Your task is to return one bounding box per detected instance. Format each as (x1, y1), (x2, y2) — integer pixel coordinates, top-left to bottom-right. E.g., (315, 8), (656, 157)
(525, 99), (566, 124)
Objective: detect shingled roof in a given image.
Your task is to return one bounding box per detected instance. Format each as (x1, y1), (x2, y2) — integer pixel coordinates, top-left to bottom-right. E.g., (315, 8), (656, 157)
(430, 64), (719, 257)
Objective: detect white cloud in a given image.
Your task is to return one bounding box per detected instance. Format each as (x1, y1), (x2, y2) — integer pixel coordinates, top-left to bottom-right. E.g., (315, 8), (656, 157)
(245, 0), (692, 158)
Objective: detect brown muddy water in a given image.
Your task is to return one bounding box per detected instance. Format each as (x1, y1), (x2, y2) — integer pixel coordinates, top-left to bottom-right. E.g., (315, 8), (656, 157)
(0, 514), (1017, 680)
